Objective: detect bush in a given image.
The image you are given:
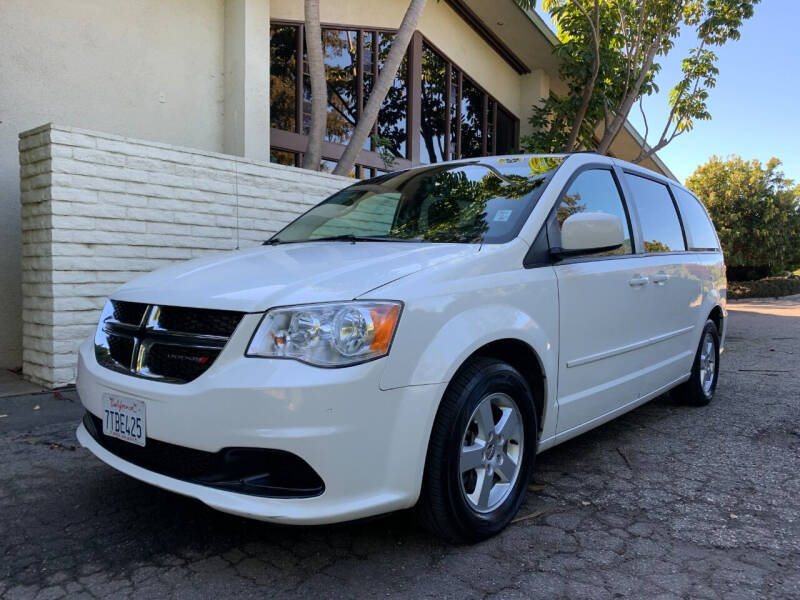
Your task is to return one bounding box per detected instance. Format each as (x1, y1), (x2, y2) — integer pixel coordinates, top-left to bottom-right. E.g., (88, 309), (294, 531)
(726, 265), (772, 282)
(686, 156), (800, 280)
(727, 277), (800, 299)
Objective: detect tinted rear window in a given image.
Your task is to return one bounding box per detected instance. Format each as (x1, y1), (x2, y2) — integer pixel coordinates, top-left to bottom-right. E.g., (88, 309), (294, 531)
(624, 174), (686, 253)
(674, 187), (719, 250)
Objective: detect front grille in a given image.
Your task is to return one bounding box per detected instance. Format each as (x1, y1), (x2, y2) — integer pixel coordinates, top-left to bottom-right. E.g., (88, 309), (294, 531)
(157, 306), (242, 337)
(95, 301), (244, 383)
(107, 334), (135, 367)
(111, 300), (148, 326)
(147, 343), (222, 381)
(83, 412), (325, 498)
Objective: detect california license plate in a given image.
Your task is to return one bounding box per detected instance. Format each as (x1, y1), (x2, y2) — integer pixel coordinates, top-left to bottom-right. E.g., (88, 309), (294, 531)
(102, 394), (146, 447)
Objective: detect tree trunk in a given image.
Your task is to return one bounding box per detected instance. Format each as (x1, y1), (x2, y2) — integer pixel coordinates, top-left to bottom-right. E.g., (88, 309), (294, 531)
(332, 0), (428, 176)
(302, 0), (326, 170)
(564, 0), (600, 152)
(596, 36), (662, 155)
(564, 57), (599, 152)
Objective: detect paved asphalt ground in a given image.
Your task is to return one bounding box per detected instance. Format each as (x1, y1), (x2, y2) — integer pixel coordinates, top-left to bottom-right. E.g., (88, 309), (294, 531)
(1, 300), (798, 599)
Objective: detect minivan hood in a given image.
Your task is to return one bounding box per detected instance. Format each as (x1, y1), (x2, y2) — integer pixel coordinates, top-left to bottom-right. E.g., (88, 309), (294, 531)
(112, 242), (478, 312)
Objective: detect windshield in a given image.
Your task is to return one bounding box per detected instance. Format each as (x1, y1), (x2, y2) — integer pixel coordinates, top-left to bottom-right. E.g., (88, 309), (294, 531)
(270, 156), (565, 244)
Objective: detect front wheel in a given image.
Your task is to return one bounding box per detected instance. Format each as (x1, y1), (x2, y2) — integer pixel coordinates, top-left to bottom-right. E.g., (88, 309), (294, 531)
(417, 357), (538, 543)
(675, 320), (720, 406)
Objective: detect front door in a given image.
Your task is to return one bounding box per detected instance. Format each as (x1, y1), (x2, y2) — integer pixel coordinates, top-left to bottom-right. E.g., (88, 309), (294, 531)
(551, 168), (653, 437)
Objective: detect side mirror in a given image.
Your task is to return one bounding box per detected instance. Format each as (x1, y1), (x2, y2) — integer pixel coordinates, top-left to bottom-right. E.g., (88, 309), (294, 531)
(551, 212), (624, 259)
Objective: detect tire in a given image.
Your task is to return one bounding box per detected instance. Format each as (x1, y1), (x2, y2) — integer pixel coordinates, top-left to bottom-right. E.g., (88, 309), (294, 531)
(675, 320), (720, 406)
(417, 357), (538, 543)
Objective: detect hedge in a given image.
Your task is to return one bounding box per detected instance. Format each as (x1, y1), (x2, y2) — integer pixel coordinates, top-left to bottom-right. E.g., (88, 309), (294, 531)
(728, 277), (800, 300)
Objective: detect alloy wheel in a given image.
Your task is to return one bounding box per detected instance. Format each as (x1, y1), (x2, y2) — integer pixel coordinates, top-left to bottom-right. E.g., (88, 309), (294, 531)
(458, 392), (524, 513)
(699, 331), (716, 396)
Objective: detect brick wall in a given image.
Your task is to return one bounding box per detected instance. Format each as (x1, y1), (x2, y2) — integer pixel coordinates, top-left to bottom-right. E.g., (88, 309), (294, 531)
(19, 124), (351, 387)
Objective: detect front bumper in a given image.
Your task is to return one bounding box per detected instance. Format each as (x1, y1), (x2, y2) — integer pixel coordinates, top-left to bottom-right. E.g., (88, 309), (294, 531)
(75, 334), (445, 525)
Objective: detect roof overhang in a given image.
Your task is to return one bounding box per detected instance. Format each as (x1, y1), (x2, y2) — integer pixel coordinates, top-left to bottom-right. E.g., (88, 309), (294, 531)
(461, 0), (561, 80)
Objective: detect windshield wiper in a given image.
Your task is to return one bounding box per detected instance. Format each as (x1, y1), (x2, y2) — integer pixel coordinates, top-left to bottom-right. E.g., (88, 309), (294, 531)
(301, 235), (428, 243)
(265, 234), (428, 245)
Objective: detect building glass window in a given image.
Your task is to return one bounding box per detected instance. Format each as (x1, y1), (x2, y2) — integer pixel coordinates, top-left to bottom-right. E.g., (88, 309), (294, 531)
(270, 149), (298, 167)
(320, 158), (356, 178)
(377, 32), (408, 161)
(420, 43), (447, 163)
(269, 25), (298, 132)
(269, 24), (519, 171)
(323, 29), (359, 145)
(417, 43), (515, 163)
(496, 107), (516, 156)
(486, 97), (495, 155)
(459, 77), (483, 158)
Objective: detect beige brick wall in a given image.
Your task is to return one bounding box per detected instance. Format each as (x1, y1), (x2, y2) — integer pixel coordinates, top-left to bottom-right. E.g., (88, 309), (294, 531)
(19, 124), (350, 387)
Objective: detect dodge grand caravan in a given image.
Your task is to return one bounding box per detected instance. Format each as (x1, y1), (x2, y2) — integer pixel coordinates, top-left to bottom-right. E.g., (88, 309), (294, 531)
(77, 153), (726, 542)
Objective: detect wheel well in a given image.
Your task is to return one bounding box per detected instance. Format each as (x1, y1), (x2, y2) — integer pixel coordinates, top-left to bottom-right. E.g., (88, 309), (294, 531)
(470, 339), (545, 433)
(709, 306), (723, 334)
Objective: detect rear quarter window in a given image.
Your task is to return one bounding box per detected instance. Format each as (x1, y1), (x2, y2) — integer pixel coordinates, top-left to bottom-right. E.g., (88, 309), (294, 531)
(673, 187), (720, 251)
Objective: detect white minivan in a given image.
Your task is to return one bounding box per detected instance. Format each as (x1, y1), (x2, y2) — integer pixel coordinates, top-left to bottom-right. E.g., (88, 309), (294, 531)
(77, 153), (726, 542)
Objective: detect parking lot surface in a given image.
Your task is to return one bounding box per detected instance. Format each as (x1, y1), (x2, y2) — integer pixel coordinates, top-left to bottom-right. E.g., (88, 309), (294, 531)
(1, 301), (798, 599)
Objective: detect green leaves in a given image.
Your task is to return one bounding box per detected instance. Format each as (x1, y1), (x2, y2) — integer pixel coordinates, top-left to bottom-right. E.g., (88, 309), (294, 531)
(686, 156), (800, 279)
(522, 0), (759, 159)
(696, 0), (758, 45)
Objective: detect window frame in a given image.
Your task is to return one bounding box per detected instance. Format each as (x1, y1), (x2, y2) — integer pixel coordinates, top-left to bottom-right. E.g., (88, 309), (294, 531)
(419, 38), (519, 161)
(270, 20), (412, 176)
(269, 21), (520, 175)
(529, 164), (638, 266)
(620, 168), (689, 255)
(525, 161), (721, 269)
(669, 184), (721, 253)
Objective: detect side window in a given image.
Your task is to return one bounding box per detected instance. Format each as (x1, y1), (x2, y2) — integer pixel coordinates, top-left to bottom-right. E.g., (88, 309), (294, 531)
(554, 169), (633, 256)
(673, 187), (719, 250)
(624, 173), (686, 253)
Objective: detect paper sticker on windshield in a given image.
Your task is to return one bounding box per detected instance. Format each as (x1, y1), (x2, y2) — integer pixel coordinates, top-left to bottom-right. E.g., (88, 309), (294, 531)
(494, 210), (512, 222)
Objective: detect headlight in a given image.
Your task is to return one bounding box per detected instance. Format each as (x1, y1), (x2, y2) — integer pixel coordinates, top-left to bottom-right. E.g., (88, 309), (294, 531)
(246, 301), (402, 367)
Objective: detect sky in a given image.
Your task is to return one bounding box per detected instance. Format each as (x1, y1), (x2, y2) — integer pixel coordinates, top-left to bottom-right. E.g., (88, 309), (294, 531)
(535, 0), (800, 185)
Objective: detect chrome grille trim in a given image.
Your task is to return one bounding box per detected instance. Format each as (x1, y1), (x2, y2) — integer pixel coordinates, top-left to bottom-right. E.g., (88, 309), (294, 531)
(94, 301), (244, 384)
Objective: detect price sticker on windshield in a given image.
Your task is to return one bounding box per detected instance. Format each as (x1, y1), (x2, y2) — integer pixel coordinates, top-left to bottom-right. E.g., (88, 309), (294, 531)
(493, 210), (513, 222)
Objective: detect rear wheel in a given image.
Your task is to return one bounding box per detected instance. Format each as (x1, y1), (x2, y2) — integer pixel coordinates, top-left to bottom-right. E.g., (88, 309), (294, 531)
(675, 320), (720, 406)
(418, 357), (537, 543)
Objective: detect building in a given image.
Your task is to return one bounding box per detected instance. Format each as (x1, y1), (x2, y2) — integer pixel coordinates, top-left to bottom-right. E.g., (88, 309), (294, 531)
(0, 0), (674, 385)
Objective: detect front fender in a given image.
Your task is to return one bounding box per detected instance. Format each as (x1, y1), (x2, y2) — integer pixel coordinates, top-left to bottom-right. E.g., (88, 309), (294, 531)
(406, 304), (554, 387)
(377, 268), (560, 442)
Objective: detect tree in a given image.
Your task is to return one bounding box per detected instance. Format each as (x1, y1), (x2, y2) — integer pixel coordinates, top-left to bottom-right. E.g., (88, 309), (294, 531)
(522, 0), (759, 159)
(686, 156), (800, 280)
(302, 0), (327, 170)
(332, 0), (428, 175)
(302, 0), (538, 175)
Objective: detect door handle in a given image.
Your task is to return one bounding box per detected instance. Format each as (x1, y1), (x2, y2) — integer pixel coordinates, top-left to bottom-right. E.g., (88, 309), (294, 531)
(652, 271), (669, 285)
(629, 275), (649, 287)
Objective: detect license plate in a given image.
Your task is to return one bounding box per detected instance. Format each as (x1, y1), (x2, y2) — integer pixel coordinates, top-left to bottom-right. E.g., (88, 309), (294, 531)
(102, 394), (146, 447)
